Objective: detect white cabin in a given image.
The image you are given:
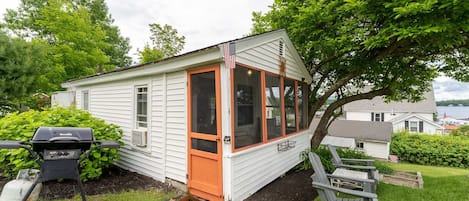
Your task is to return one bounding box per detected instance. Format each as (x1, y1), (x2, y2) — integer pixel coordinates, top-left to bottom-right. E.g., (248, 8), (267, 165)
(61, 30), (312, 201)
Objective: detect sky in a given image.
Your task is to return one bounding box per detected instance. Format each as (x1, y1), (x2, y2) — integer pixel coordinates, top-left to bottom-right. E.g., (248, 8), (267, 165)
(1, 0), (468, 101)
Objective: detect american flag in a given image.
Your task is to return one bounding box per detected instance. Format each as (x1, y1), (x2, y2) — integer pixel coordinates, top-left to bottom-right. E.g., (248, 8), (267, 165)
(223, 42), (236, 69)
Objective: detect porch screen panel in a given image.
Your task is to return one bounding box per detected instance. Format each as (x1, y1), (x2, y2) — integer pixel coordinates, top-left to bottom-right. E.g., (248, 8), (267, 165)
(298, 83), (308, 130)
(265, 74), (282, 139)
(284, 78), (296, 134)
(234, 66), (262, 149)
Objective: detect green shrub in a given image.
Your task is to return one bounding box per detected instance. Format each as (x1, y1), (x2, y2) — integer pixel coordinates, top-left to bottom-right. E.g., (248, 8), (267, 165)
(299, 145), (393, 174)
(450, 125), (469, 137)
(0, 107), (123, 181)
(391, 132), (469, 168)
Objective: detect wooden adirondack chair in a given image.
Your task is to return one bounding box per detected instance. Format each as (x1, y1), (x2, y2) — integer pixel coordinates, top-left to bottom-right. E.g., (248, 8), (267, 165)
(327, 144), (379, 182)
(309, 152), (378, 201)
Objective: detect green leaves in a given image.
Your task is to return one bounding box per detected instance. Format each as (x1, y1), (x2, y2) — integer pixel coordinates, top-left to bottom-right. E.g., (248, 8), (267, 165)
(391, 132), (469, 168)
(138, 23), (185, 63)
(0, 107), (123, 180)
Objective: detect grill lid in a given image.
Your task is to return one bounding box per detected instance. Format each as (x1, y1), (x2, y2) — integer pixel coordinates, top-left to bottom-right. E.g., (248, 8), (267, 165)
(32, 127), (94, 142)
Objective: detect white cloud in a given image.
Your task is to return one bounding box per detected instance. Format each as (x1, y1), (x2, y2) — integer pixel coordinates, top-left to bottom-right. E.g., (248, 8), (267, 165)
(433, 76), (469, 101)
(1, 0), (273, 62)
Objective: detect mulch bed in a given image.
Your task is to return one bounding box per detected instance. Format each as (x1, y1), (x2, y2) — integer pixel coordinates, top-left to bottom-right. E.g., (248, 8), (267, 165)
(1, 167), (317, 201)
(0, 166), (178, 200)
(245, 169), (317, 201)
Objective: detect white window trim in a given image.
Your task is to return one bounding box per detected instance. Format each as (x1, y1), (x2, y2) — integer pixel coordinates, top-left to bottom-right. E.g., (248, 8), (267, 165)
(409, 121), (418, 133)
(131, 81), (152, 153)
(82, 90), (89, 111)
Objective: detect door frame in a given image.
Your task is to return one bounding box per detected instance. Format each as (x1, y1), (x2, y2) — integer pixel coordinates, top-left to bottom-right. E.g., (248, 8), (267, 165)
(187, 65), (223, 200)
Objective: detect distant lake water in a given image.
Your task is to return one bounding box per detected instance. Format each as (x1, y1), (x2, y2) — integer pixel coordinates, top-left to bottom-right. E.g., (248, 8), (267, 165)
(437, 106), (469, 119)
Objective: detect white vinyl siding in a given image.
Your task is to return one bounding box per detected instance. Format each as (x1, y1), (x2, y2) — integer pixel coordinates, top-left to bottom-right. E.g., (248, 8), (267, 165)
(363, 141), (389, 159)
(236, 39), (307, 82)
(229, 132), (309, 201)
(164, 71), (187, 183)
(77, 79), (165, 181)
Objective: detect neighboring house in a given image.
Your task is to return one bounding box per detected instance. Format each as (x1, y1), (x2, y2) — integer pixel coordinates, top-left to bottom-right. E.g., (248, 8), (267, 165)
(312, 119), (392, 159)
(343, 88), (444, 134)
(60, 30), (313, 201)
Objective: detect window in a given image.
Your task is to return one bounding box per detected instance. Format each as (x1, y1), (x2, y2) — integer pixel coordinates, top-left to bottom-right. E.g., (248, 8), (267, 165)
(371, 112), (384, 122)
(356, 141), (364, 150)
(298, 83), (308, 130)
(284, 79), (296, 134)
(232, 65), (310, 151)
(265, 74), (282, 139)
(135, 86), (148, 128)
(409, 121), (418, 132)
(82, 90), (89, 111)
(233, 66), (262, 149)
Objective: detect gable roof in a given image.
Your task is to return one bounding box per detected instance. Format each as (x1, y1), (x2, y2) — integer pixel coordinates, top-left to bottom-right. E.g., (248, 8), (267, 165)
(343, 87), (437, 113)
(62, 29), (312, 88)
(311, 119), (393, 142)
(390, 113), (444, 129)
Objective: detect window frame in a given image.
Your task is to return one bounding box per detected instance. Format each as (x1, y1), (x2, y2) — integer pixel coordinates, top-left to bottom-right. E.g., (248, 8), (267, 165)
(409, 121), (418, 132)
(231, 63), (310, 153)
(82, 90), (89, 111)
(135, 85), (149, 130)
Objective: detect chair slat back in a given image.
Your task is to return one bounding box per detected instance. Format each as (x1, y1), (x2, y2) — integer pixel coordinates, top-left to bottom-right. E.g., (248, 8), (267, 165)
(309, 152), (337, 201)
(327, 144), (343, 165)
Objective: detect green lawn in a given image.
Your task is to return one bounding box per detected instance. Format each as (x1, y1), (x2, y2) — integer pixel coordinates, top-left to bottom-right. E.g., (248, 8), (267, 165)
(48, 190), (178, 201)
(377, 163), (469, 201)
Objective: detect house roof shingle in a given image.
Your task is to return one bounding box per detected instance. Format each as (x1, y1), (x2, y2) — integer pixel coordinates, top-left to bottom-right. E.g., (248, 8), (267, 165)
(311, 119), (393, 142)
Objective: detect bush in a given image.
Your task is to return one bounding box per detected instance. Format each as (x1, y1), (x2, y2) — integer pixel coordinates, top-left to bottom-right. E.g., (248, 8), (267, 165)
(450, 125), (469, 137)
(299, 145), (393, 174)
(0, 107), (123, 181)
(391, 132), (469, 168)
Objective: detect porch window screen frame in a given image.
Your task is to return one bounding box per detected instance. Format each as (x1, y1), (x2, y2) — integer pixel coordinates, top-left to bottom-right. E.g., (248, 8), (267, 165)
(233, 66), (263, 149)
(135, 85), (148, 129)
(284, 78), (296, 134)
(265, 73), (283, 140)
(231, 64), (311, 152)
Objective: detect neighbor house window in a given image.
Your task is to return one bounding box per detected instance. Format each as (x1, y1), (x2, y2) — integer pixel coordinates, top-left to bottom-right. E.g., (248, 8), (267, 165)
(371, 112), (384, 122)
(233, 66), (262, 149)
(265, 74), (282, 139)
(136, 86), (148, 128)
(82, 90), (89, 111)
(356, 141), (364, 150)
(409, 121), (418, 132)
(284, 78), (296, 134)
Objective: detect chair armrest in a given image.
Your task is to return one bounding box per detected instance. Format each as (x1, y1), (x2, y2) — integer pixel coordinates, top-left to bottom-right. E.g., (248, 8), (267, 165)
(327, 174), (375, 184)
(342, 158), (374, 165)
(312, 182), (378, 199)
(337, 164), (376, 170)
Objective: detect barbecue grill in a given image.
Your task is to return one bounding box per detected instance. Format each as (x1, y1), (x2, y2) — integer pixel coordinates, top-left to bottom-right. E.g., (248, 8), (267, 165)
(0, 127), (120, 201)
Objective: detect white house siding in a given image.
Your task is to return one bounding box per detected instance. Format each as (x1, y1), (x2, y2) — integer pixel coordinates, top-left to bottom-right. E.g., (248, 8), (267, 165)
(363, 141), (389, 159)
(320, 136), (355, 149)
(393, 117), (442, 134)
(346, 112), (372, 121)
(236, 39), (306, 82)
(75, 78), (166, 181)
(163, 71), (187, 183)
(229, 132), (310, 201)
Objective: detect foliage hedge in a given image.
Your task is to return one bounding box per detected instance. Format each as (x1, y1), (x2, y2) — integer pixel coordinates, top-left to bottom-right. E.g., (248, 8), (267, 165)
(0, 107), (123, 181)
(390, 132), (469, 168)
(450, 125), (469, 137)
(299, 146), (394, 174)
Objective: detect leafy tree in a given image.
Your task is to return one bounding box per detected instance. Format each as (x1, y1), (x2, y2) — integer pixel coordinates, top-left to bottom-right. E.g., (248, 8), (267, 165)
(0, 31), (50, 115)
(451, 125), (469, 137)
(3, 0), (131, 91)
(252, 0), (469, 147)
(138, 23), (185, 63)
(78, 0), (132, 67)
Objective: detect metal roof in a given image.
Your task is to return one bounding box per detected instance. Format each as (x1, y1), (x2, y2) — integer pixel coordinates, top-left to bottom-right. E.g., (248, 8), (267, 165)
(311, 119), (393, 142)
(343, 87), (437, 113)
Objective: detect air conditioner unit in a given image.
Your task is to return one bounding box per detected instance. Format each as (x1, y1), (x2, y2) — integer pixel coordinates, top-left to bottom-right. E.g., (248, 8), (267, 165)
(131, 129), (147, 147)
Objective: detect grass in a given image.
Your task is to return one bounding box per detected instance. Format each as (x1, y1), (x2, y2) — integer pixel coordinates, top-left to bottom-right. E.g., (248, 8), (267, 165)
(377, 163), (469, 201)
(47, 190), (178, 201)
